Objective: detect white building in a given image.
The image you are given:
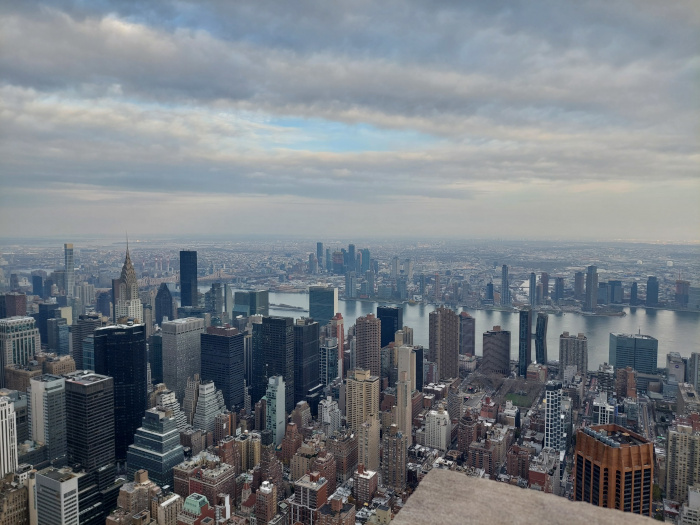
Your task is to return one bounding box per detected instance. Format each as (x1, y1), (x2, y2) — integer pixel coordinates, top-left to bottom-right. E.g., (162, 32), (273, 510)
(266, 376), (286, 446)
(192, 381), (226, 433)
(544, 381), (562, 450)
(0, 317), (41, 378)
(0, 396), (18, 477)
(424, 404), (451, 452)
(680, 485), (700, 525)
(319, 396), (341, 436)
(36, 467), (80, 525)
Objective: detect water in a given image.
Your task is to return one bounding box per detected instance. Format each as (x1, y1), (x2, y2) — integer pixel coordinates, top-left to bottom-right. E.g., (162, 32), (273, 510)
(261, 292), (700, 370)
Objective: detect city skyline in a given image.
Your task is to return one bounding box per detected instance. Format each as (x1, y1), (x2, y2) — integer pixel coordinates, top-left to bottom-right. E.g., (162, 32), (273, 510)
(0, 1), (698, 241)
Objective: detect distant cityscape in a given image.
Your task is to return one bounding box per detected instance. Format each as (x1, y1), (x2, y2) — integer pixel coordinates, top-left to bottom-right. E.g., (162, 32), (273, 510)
(0, 239), (698, 524)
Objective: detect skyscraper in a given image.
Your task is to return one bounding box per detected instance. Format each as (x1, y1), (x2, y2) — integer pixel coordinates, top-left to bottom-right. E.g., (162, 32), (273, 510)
(319, 338), (339, 387)
(36, 467), (80, 525)
(584, 265), (598, 312)
(544, 381), (562, 450)
(308, 286), (338, 328)
(358, 414), (380, 472)
(517, 308), (532, 377)
(346, 369), (379, 431)
(459, 312), (475, 356)
(382, 424), (408, 492)
(559, 332), (588, 380)
(252, 316), (295, 413)
(0, 317), (40, 387)
(646, 276), (659, 307)
(179, 250), (198, 308)
(94, 323), (148, 460)
(0, 396), (17, 477)
(112, 244), (142, 323)
(535, 312), (548, 364)
(355, 314), (381, 378)
(666, 421), (700, 503)
(500, 265), (510, 306)
(162, 317), (205, 402)
(192, 381), (226, 433)
(574, 271), (585, 300)
(482, 326), (510, 376)
(316, 243), (324, 270)
(574, 425), (653, 516)
(64, 371), (114, 472)
(69, 313), (101, 370)
(155, 283), (176, 325)
(630, 281), (639, 306)
(428, 307), (459, 381)
(529, 272), (537, 306)
(266, 376), (286, 446)
(554, 277), (565, 304)
(294, 318), (320, 405)
(201, 325), (245, 410)
(29, 374), (67, 464)
(376, 306), (403, 349)
(609, 333), (658, 374)
(64, 243), (74, 298)
(541, 272), (550, 301)
(395, 371), (412, 438)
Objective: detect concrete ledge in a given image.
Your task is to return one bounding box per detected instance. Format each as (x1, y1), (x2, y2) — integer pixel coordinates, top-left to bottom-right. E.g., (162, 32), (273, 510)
(393, 470), (651, 525)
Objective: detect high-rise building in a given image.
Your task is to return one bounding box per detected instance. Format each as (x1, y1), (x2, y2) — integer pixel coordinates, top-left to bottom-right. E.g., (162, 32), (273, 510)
(64, 244), (75, 299)
(584, 265), (598, 312)
(0, 317), (40, 387)
(64, 371), (114, 472)
(36, 467), (80, 525)
(529, 272), (537, 306)
(458, 312), (475, 356)
(290, 471), (328, 525)
(201, 325), (244, 410)
(397, 345), (416, 393)
(28, 374), (67, 464)
(309, 286), (338, 329)
(376, 306), (402, 349)
(316, 243), (324, 270)
(574, 271), (585, 300)
(112, 245), (143, 323)
(500, 265), (510, 306)
(93, 323), (148, 461)
(161, 317), (205, 402)
(424, 405), (451, 452)
(689, 353), (700, 391)
(544, 381), (562, 450)
(395, 371), (412, 438)
(481, 326), (510, 376)
(294, 318), (320, 405)
(667, 352), (686, 384)
(0, 396), (17, 477)
(346, 369), (379, 431)
(559, 332), (588, 380)
(255, 480), (277, 524)
(252, 316), (295, 413)
(574, 424), (653, 516)
(646, 276), (659, 307)
(666, 422), (700, 503)
(554, 277), (565, 304)
(353, 464), (377, 507)
(319, 338), (339, 387)
(192, 380), (226, 433)
(69, 313), (101, 370)
(382, 424), (408, 492)
(155, 388), (188, 431)
(155, 283), (176, 326)
(609, 333), (658, 374)
(319, 396), (341, 437)
(47, 317), (69, 356)
(357, 414), (380, 473)
(355, 314), (381, 378)
(265, 376), (286, 446)
(517, 308), (532, 377)
(535, 312), (548, 364)
(428, 307), (459, 381)
(329, 314), (345, 379)
(179, 251), (198, 308)
(183, 374), (201, 426)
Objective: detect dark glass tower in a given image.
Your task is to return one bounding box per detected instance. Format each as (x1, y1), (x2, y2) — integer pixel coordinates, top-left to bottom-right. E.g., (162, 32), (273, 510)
(155, 283), (175, 325)
(518, 308), (532, 377)
(630, 282), (639, 306)
(293, 318), (320, 405)
(377, 306), (403, 348)
(150, 332), (163, 384)
(179, 250), (198, 307)
(93, 323), (148, 461)
(535, 313), (548, 364)
(316, 243), (324, 269)
(252, 317), (295, 413)
(308, 286), (338, 328)
(201, 326), (245, 410)
(501, 265), (510, 306)
(646, 276), (659, 306)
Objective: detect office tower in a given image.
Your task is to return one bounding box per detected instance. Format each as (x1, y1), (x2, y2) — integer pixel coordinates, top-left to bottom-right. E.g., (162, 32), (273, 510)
(179, 250), (198, 308)
(574, 271), (585, 300)
(615, 367), (637, 399)
(553, 277), (564, 304)
(597, 281), (610, 305)
(192, 381), (226, 433)
(609, 333), (658, 374)
(255, 481), (277, 524)
(155, 283), (176, 326)
(630, 282), (639, 305)
(1, 292), (27, 318)
(434, 273), (441, 301)
(529, 272), (536, 306)
(676, 280), (691, 307)
(574, 425), (653, 516)
(689, 353), (700, 391)
(584, 265), (598, 311)
(397, 345), (416, 392)
(360, 248), (371, 273)
(428, 307), (459, 381)
(161, 317), (204, 402)
(346, 369), (379, 431)
(94, 323), (148, 461)
(328, 313), (345, 378)
(0, 396), (17, 477)
(355, 314), (381, 378)
(200, 326), (244, 410)
(32, 273), (44, 297)
(64, 243), (75, 298)
(316, 243), (324, 270)
(482, 326), (510, 376)
(309, 286), (338, 329)
(250, 290), (269, 316)
(252, 317), (295, 413)
(544, 381), (562, 450)
(458, 312), (475, 356)
(290, 472), (328, 525)
(666, 422), (700, 503)
(112, 245), (143, 323)
(183, 374), (201, 425)
(150, 331), (163, 385)
(64, 371), (114, 471)
(517, 308), (532, 377)
(264, 376), (285, 447)
(500, 265), (510, 306)
(609, 280), (623, 304)
(540, 272), (550, 300)
(0, 317), (40, 387)
(667, 352), (686, 384)
(36, 467), (80, 525)
(382, 424), (408, 492)
(424, 405), (451, 452)
(535, 312), (548, 364)
(319, 338), (339, 387)
(344, 272), (357, 299)
(376, 306), (403, 349)
(47, 317), (69, 355)
(325, 249), (332, 272)
(155, 388), (187, 430)
(319, 396), (341, 436)
(395, 370), (412, 438)
(28, 374), (67, 463)
(559, 332), (588, 380)
(646, 276), (659, 306)
(358, 414), (380, 473)
(294, 318), (320, 405)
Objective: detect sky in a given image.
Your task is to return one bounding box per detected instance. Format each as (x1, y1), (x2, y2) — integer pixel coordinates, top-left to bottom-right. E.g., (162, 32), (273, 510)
(0, 1), (698, 241)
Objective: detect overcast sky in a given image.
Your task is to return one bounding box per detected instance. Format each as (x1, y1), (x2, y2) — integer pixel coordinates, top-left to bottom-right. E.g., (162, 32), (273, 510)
(1, 1), (698, 241)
